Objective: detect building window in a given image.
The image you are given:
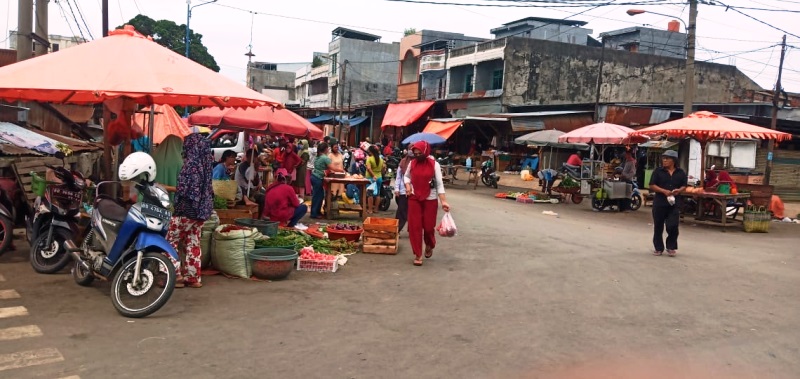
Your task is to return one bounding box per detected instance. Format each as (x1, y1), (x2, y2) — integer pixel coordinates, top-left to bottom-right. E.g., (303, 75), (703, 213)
(51, 43), (59, 52)
(465, 73), (474, 93)
(491, 70), (503, 90)
(331, 53), (338, 75)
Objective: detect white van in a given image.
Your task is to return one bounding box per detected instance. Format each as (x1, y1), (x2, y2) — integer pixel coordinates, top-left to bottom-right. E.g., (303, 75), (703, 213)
(209, 130), (246, 161)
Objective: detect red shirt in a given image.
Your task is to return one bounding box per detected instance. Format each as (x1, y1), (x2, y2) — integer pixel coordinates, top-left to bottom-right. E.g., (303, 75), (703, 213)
(566, 154), (582, 166)
(263, 183), (299, 223)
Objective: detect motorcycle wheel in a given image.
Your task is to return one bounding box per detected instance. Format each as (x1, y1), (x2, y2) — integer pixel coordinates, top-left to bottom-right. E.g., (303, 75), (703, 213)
(111, 252), (175, 318)
(631, 194), (643, 211)
(72, 259), (95, 286)
(482, 175), (491, 187)
(379, 194), (392, 212)
(30, 228), (72, 274)
(492, 179), (498, 189)
(0, 215), (12, 257)
(572, 194), (584, 204)
(591, 198), (607, 211)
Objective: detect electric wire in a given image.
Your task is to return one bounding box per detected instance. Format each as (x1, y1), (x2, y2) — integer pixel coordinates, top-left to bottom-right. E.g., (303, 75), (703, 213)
(71, 0), (95, 39)
(63, 0), (87, 42)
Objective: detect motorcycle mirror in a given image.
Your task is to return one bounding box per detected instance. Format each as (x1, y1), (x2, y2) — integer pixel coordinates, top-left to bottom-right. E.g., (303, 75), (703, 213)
(54, 151), (66, 160)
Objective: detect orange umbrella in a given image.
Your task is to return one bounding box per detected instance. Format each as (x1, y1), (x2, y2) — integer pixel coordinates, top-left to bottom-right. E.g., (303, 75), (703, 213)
(0, 25), (281, 109)
(557, 122), (648, 145)
(631, 111), (792, 185)
(423, 119), (462, 140)
(132, 104), (190, 144)
(188, 106), (323, 140)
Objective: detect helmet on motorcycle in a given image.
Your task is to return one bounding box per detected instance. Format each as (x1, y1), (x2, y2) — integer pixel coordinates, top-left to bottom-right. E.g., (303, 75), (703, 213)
(354, 149), (366, 161)
(119, 152), (157, 182)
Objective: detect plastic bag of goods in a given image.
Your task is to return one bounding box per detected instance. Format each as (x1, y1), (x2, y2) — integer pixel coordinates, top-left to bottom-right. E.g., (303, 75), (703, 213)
(200, 212), (219, 269)
(436, 212), (457, 237)
(212, 225), (260, 278)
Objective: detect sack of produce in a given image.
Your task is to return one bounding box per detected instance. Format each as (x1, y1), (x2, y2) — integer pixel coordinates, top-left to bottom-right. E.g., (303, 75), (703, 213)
(200, 212), (219, 269)
(212, 225), (259, 278)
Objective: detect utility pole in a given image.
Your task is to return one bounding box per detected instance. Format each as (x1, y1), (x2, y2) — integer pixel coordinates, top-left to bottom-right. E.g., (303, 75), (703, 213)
(16, 0), (33, 62)
(764, 35), (787, 186)
(594, 36), (606, 122)
(683, 0), (698, 117)
(33, 0), (48, 56)
(102, 0), (109, 36)
(347, 82), (352, 142)
(337, 60), (347, 141)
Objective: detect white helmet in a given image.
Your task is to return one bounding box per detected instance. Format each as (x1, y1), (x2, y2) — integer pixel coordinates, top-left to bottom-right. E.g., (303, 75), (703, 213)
(119, 152), (157, 182)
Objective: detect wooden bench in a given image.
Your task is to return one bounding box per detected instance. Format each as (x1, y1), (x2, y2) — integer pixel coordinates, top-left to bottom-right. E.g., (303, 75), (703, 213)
(12, 158), (63, 205)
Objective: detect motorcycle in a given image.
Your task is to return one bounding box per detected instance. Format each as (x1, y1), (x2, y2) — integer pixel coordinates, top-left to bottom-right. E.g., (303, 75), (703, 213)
(70, 152), (179, 318)
(481, 160), (500, 189)
(591, 179), (643, 212)
(378, 171), (394, 212)
(0, 185), (17, 256)
(27, 160), (86, 274)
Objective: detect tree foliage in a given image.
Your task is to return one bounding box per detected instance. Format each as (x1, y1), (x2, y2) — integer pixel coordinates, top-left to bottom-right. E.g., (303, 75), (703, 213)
(120, 15), (220, 72)
(404, 28), (417, 37)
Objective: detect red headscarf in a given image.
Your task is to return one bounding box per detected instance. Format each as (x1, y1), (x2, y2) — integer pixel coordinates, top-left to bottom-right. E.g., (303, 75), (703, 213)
(409, 141), (435, 200)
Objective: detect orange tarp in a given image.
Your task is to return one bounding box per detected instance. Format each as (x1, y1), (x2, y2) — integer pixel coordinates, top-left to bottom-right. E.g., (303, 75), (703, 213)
(133, 105), (190, 144)
(0, 25), (281, 109)
(188, 106), (323, 140)
(381, 101), (434, 128)
(631, 111), (792, 142)
(423, 120), (462, 139)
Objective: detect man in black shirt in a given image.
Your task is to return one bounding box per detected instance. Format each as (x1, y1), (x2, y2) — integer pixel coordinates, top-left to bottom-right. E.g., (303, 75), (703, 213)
(648, 150), (687, 257)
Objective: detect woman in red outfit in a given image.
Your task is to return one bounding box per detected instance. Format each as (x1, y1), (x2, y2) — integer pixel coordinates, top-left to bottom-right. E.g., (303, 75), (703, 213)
(263, 168), (308, 228)
(403, 141), (450, 266)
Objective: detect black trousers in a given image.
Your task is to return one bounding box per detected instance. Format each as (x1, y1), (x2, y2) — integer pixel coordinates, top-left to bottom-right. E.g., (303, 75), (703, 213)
(395, 194), (408, 231)
(652, 205), (680, 251)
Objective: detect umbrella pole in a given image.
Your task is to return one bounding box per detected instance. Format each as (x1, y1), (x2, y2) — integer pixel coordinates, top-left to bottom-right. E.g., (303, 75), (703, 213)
(148, 107), (155, 153)
(247, 147), (256, 198)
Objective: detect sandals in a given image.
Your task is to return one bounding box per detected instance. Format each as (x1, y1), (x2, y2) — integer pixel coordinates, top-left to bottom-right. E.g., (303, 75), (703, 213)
(425, 247), (433, 259)
(413, 258), (423, 266)
(667, 250), (677, 257)
(184, 281), (203, 288)
(653, 250), (663, 256)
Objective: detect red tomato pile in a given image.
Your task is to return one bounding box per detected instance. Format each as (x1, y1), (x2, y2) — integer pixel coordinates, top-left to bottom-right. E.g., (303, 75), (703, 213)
(299, 246), (337, 261)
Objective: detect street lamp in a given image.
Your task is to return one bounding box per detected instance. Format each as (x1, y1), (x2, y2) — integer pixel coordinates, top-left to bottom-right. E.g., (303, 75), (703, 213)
(184, 0), (217, 117)
(628, 1), (698, 118)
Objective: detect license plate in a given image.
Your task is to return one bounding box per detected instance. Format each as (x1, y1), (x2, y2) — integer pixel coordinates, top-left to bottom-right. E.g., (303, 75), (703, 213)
(51, 187), (82, 202)
(141, 203), (171, 220)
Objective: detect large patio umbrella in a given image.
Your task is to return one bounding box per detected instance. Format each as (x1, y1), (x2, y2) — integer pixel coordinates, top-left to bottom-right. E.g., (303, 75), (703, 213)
(558, 122), (648, 145)
(188, 106), (323, 140)
(132, 104), (190, 144)
(630, 111), (793, 185)
(515, 129), (589, 149)
(0, 25), (281, 109)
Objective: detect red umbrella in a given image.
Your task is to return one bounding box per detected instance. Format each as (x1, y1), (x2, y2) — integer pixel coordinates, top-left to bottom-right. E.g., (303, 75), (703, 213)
(188, 106), (323, 140)
(558, 122), (648, 145)
(0, 25), (281, 108)
(132, 104), (190, 144)
(630, 111), (792, 185)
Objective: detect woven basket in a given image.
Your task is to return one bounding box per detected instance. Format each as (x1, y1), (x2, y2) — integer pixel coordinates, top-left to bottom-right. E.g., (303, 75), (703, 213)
(213, 180), (239, 201)
(743, 206), (770, 233)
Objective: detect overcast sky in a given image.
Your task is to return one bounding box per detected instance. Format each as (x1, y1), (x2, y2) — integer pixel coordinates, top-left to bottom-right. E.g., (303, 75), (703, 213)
(2, 0), (799, 92)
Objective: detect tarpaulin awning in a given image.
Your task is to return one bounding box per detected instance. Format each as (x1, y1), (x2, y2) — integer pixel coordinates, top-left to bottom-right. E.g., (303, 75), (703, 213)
(0, 122), (59, 154)
(189, 106), (323, 139)
(133, 104), (191, 144)
(423, 120), (463, 140)
(0, 25), (282, 108)
(340, 115), (368, 127)
(381, 101), (434, 128)
(630, 111), (793, 143)
(307, 114), (334, 123)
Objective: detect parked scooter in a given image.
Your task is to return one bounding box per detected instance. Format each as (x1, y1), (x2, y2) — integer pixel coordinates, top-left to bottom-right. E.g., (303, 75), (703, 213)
(591, 179), (643, 211)
(0, 185), (17, 256)
(27, 156), (86, 274)
(378, 170), (394, 212)
(71, 152), (179, 318)
(481, 160), (500, 189)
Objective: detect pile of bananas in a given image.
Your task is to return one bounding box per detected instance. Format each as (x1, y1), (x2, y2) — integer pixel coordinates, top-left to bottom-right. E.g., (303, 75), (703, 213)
(55, 142), (73, 157)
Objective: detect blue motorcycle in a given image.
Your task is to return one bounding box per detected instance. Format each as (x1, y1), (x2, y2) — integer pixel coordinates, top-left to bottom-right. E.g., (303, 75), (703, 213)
(69, 153), (179, 318)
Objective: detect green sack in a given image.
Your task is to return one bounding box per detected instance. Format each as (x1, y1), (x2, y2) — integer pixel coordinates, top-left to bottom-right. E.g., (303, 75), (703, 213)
(211, 226), (260, 278)
(200, 230), (214, 269)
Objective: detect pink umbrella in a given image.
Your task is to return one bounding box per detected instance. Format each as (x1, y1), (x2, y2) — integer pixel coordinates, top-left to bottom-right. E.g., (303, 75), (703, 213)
(558, 122), (649, 145)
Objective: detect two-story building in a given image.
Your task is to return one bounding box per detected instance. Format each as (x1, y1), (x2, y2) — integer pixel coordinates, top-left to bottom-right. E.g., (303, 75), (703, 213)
(599, 22), (687, 59)
(247, 61), (309, 105)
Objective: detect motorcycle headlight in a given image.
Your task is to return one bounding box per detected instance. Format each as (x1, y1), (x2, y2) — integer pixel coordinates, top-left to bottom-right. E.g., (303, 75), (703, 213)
(158, 190), (170, 208)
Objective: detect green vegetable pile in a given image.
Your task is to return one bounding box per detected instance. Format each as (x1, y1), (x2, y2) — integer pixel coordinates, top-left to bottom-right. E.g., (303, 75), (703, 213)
(560, 176), (579, 188)
(213, 196), (228, 209)
(255, 230), (358, 255)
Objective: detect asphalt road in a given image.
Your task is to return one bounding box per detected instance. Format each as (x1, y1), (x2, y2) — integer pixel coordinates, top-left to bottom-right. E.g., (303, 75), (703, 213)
(0, 184), (798, 379)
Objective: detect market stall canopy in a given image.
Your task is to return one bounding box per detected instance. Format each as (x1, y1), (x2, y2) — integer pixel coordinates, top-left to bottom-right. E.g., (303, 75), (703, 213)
(638, 140), (678, 149)
(380, 101), (434, 128)
(133, 105), (190, 144)
(188, 106), (323, 139)
(423, 119), (463, 140)
(402, 132), (446, 145)
(558, 122), (648, 145)
(630, 111), (793, 143)
(514, 129), (589, 150)
(0, 25), (282, 108)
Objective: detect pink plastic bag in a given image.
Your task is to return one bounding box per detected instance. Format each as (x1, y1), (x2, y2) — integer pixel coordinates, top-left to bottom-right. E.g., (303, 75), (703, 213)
(437, 212), (457, 237)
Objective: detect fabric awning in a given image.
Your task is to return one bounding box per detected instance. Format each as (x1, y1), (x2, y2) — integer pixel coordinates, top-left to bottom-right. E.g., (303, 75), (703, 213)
(307, 114), (334, 123)
(339, 115), (368, 127)
(423, 120), (462, 140)
(381, 101), (435, 128)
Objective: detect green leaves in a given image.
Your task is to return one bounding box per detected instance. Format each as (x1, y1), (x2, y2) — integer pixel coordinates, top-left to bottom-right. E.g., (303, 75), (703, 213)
(120, 15), (220, 72)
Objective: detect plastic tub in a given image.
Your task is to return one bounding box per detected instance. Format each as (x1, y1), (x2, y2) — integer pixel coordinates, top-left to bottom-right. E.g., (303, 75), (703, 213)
(235, 218), (279, 237)
(248, 248), (298, 280)
(326, 228), (363, 242)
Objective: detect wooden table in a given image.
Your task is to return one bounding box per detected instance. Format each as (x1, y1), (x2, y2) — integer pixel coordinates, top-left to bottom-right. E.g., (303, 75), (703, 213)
(679, 191), (751, 230)
(443, 165), (480, 189)
(323, 177), (370, 220)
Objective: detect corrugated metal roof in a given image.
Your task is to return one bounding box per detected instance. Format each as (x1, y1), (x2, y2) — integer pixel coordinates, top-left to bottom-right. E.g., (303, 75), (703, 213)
(483, 111), (593, 118)
(37, 130), (102, 152)
(0, 143), (43, 156)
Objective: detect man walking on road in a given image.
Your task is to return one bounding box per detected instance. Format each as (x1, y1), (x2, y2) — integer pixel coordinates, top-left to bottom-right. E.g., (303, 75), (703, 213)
(649, 150), (687, 257)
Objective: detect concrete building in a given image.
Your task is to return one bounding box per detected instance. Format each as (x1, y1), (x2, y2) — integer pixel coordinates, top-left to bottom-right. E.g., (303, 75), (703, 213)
(397, 30), (485, 102)
(327, 27), (400, 109)
(247, 62), (309, 105)
(490, 17), (592, 46)
(8, 31), (86, 53)
(600, 23), (687, 59)
(295, 52), (331, 108)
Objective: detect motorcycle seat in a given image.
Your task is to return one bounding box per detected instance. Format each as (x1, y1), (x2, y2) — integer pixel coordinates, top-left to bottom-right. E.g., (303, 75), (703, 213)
(97, 199), (127, 223)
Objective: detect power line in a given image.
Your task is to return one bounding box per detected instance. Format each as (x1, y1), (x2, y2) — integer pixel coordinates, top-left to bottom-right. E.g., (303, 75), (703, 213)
(70, 0), (95, 40)
(714, 1), (800, 40)
(55, 0), (80, 42)
(63, 0), (87, 42)
(382, 0), (690, 8)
